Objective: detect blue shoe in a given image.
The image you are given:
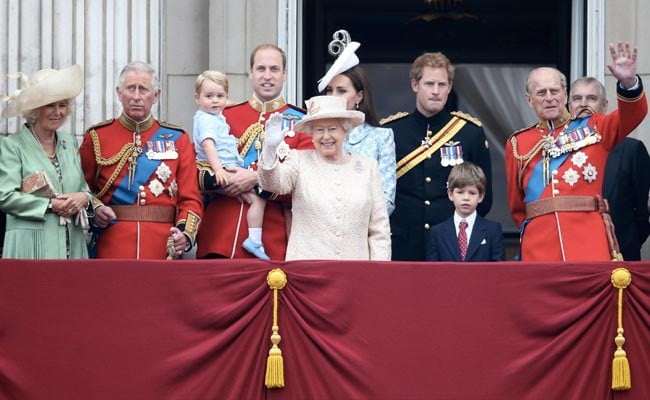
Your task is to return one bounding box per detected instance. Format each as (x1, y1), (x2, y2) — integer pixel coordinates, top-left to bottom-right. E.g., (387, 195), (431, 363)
(243, 237), (270, 261)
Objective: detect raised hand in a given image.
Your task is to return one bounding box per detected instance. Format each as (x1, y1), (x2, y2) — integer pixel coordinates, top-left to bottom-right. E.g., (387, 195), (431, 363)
(607, 41), (638, 89)
(264, 112), (286, 149)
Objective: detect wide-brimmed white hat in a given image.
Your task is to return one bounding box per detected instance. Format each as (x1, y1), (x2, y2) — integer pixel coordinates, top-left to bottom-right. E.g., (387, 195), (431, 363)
(317, 31), (360, 93)
(294, 95), (364, 134)
(1, 64), (83, 118)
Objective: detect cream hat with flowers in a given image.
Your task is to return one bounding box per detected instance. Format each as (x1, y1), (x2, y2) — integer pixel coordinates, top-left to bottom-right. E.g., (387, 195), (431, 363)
(294, 95), (364, 134)
(1, 64), (83, 118)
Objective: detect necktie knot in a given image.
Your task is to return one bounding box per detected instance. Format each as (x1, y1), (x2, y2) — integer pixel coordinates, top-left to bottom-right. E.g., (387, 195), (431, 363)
(459, 221), (468, 230)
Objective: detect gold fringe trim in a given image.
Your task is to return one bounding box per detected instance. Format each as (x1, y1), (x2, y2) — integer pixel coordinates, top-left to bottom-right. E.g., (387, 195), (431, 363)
(265, 268), (287, 389)
(610, 267), (632, 391)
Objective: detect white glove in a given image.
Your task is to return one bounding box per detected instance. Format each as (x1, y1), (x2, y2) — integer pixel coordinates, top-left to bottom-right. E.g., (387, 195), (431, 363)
(261, 112), (286, 165)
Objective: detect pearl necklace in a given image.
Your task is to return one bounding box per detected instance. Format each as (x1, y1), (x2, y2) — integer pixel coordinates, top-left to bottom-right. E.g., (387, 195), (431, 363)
(29, 125), (57, 159)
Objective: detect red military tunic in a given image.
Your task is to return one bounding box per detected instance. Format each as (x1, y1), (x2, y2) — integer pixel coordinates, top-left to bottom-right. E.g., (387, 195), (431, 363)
(505, 81), (647, 261)
(196, 95), (313, 259)
(79, 114), (203, 259)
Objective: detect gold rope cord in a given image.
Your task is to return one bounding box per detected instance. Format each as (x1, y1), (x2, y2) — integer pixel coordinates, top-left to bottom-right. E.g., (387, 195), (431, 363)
(265, 268), (287, 389)
(89, 129), (137, 198)
(238, 123), (264, 159)
(610, 267), (632, 391)
(509, 135), (548, 190)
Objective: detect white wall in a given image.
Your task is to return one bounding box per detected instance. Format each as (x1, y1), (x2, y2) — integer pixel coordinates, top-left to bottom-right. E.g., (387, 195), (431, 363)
(0, 0), (162, 140)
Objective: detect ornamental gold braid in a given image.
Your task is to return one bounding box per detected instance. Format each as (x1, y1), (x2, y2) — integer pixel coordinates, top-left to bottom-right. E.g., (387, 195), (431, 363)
(90, 129), (135, 165)
(509, 136), (548, 190)
(90, 129), (137, 198)
(238, 123), (264, 158)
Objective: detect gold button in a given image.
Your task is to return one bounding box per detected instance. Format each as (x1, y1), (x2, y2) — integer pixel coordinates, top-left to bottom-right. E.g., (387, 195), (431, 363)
(424, 223), (430, 230)
(424, 200), (430, 206)
(426, 154), (432, 159)
(425, 177), (432, 183)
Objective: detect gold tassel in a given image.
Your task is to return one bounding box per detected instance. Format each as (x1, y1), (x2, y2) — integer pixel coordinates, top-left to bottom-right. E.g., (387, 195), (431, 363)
(265, 268), (287, 389)
(610, 268), (632, 391)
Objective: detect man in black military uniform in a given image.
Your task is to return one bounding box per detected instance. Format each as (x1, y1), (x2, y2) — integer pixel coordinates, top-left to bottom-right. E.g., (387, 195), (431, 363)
(382, 52), (492, 261)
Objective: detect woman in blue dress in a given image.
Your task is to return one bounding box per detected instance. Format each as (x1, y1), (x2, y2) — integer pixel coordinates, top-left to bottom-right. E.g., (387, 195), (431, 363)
(319, 33), (396, 215)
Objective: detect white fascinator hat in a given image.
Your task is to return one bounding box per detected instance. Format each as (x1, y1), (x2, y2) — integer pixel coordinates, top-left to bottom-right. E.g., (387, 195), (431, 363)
(317, 30), (360, 93)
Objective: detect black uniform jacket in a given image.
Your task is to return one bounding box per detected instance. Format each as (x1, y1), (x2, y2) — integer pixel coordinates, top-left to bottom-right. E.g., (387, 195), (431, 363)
(385, 109), (492, 261)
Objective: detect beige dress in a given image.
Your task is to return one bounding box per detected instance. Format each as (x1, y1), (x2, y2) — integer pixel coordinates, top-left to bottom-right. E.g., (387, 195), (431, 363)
(258, 149), (391, 261)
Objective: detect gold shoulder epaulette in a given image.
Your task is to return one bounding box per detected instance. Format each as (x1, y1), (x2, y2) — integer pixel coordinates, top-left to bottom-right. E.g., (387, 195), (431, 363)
(451, 111), (482, 127)
(379, 112), (409, 126)
(160, 120), (186, 132)
(87, 118), (114, 131)
(509, 123), (537, 139)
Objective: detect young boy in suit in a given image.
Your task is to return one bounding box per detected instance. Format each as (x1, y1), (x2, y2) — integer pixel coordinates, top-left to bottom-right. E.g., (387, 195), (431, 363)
(426, 162), (505, 262)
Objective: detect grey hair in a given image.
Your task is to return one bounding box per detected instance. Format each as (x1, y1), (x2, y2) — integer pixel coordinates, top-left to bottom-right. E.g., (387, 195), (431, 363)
(525, 67), (567, 94)
(570, 76), (607, 102)
(117, 61), (160, 92)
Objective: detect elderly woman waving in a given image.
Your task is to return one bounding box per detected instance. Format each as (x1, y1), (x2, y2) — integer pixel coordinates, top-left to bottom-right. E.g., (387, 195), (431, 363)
(0, 65), (92, 259)
(258, 95), (391, 261)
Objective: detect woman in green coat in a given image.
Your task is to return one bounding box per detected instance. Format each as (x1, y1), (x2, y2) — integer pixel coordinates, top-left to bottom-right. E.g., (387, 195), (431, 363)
(0, 65), (91, 259)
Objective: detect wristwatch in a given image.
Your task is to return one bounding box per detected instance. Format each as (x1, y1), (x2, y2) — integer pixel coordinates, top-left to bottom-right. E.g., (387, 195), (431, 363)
(48, 199), (53, 211)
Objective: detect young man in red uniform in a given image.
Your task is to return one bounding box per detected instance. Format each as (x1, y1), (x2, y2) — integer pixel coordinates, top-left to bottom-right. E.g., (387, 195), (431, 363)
(196, 44), (313, 259)
(79, 61), (203, 259)
(505, 42), (647, 261)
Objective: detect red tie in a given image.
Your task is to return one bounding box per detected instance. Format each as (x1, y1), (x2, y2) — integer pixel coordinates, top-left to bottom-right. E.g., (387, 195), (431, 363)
(458, 221), (468, 261)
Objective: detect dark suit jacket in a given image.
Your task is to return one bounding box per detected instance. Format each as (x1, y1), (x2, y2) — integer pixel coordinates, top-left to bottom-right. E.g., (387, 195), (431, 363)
(603, 138), (650, 261)
(385, 109), (493, 261)
(425, 215), (505, 262)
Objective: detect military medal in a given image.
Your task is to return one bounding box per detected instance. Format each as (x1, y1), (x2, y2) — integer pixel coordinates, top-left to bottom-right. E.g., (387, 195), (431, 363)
(276, 141), (290, 161)
(547, 126), (600, 158)
(562, 167), (580, 186)
(155, 162), (172, 183)
(440, 147), (450, 167)
(582, 163), (598, 183)
(441, 141), (463, 167)
(571, 151), (588, 168)
(283, 115), (298, 138)
(148, 178), (164, 197)
(421, 125), (433, 148)
(167, 179), (178, 198)
(146, 136), (179, 160)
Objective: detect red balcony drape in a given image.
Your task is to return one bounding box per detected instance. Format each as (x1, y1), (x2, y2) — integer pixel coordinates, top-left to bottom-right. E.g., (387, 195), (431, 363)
(0, 260), (648, 400)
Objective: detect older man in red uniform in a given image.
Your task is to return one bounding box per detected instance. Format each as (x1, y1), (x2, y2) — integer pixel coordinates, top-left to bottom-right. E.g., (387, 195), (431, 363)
(196, 44), (313, 259)
(80, 61), (202, 259)
(506, 42), (647, 261)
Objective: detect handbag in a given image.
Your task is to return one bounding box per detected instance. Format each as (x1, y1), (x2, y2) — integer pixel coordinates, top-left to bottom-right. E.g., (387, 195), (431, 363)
(21, 170), (58, 198)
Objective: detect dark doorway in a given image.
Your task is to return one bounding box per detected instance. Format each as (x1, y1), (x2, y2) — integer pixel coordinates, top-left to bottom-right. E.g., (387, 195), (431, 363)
(303, 0), (573, 100)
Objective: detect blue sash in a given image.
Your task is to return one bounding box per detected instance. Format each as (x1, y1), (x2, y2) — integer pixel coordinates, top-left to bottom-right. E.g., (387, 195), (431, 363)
(111, 126), (181, 205)
(242, 107), (305, 168)
(523, 117), (590, 204)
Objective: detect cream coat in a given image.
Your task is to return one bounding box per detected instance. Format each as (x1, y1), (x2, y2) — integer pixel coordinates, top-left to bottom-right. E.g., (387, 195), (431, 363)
(258, 150), (391, 261)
